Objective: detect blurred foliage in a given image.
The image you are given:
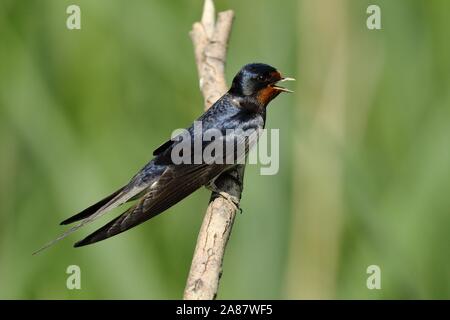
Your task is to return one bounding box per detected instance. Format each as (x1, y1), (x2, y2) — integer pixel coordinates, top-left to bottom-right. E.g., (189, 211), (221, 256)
(0, 0), (449, 299)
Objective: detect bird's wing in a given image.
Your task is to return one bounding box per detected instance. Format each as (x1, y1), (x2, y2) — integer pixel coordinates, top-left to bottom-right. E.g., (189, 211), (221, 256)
(74, 163), (229, 247)
(152, 139), (174, 156)
(73, 121), (258, 247)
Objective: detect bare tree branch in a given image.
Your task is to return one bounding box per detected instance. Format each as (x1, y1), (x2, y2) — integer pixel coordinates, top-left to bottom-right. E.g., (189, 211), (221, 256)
(183, 0), (242, 300)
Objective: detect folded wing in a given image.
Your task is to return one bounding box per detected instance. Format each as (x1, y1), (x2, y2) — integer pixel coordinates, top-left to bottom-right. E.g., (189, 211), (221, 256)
(74, 163), (229, 247)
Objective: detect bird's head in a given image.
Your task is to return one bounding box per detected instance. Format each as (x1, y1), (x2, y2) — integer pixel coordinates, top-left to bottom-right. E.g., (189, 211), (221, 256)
(229, 63), (295, 108)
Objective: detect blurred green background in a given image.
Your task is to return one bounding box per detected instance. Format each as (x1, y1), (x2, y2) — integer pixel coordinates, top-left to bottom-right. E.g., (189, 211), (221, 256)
(0, 0), (449, 299)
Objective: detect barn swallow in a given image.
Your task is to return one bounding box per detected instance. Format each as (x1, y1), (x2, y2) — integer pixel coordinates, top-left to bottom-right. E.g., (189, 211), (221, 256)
(34, 63), (294, 254)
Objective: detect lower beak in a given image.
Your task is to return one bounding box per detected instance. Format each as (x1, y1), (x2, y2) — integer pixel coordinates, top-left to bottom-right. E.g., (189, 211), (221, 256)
(271, 77), (295, 93)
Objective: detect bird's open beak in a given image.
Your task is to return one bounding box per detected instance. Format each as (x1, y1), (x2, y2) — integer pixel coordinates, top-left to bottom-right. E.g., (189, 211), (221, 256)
(271, 77), (295, 93)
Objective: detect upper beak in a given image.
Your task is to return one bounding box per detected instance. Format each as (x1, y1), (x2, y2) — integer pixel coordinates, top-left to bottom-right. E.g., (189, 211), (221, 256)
(271, 77), (295, 93)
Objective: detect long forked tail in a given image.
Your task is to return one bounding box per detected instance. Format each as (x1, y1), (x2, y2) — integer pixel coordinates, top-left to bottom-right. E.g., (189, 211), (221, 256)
(60, 187), (124, 225)
(73, 164), (226, 247)
(33, 184), (147, 255)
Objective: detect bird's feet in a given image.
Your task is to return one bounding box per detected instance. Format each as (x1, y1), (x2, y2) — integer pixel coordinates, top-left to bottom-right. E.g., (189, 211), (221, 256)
(206, 183), (242, 214)
(217, 191), (242, 214)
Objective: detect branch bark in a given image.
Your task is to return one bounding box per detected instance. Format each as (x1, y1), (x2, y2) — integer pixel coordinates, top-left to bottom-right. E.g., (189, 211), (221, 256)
(183, 0), (242, 300)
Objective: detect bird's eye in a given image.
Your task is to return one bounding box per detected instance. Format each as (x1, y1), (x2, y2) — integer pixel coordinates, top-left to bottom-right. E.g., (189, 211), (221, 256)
(257, 75), (265, 81)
